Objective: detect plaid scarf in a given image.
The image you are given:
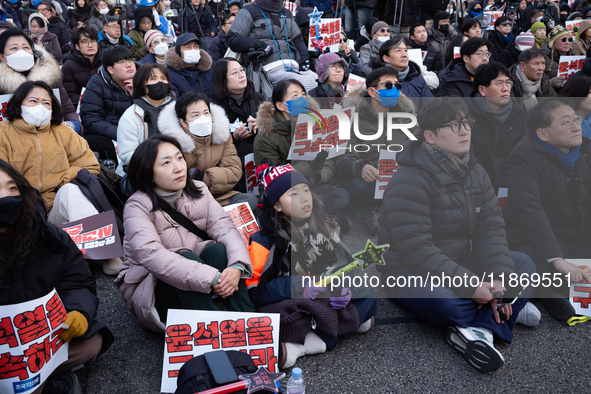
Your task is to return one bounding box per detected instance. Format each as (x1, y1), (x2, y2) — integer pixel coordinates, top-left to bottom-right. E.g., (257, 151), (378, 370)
(422, 140), (470, 183)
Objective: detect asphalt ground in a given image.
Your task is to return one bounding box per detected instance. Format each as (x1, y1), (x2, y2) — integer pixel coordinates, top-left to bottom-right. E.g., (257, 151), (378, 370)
(76, 212), (591, 393)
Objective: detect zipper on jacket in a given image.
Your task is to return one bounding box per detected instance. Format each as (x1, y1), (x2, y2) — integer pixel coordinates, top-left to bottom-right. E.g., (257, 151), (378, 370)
(36, 133), (43, 191)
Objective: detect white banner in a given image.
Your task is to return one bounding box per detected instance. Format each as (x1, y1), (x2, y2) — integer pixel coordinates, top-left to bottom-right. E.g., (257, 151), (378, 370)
(568, 259), (591, 317)
(374, 149), (400, 199)
(223, 203), (260, 246)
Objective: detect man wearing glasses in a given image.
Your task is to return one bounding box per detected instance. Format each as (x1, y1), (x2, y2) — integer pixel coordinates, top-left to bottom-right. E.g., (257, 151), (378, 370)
(378, 97), (539, 373)
(488, 16), (516, 61)
(97, 15), (134, 53)
(469, 61), (527, 193)
(439, 37), (491, 97)
(504, 99), (591, 322)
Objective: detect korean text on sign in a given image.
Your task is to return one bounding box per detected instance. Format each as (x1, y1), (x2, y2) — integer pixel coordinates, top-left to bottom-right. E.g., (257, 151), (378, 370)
(557, 56), (585, 81)
(161, 310), (280, 393)
(374, 150), (400, 199)
(308, 18), (341, 53)
(223, 203), (260, 246)
(0, 289), (69, 394)
(569, 260), (591, 317)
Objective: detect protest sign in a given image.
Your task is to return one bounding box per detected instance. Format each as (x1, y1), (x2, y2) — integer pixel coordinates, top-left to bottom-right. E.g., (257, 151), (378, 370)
(557, 56), (585, 81)
(454, 46), (461, 59)
(59, 210), (123, 260)
(288, 108), (354, 161)
(566, 20), (582, 38)
(244, 153), (260, 196)
(0, 90), (60, 122)
(483, 11), (503, 30)
(347, 74), (366, 91)
(0, 289), (69, 394)
(76, 87), (86, 116)
(374, 149), (400, 199)
(497, 188), (508, 210)
(223, 203), (260, 246)
(408, 48), (424, 68)
(569, 260), (591, 317)
(161, 310), (280, 393)
(308, 18), (341, 53)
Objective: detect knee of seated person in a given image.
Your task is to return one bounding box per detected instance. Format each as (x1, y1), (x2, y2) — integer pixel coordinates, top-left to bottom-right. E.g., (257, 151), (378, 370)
(511, 251), (537, 275)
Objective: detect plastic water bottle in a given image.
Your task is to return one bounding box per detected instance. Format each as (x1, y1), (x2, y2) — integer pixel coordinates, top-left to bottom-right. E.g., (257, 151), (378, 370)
(286, 367), (305, 394)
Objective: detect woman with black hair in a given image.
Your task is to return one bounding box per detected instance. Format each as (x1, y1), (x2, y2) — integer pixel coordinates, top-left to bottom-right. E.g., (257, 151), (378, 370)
(129, 6), (156, 60)
(115, 135), (255, 333)
(68, 0), (93, 30)
(0, 159), (113, 393)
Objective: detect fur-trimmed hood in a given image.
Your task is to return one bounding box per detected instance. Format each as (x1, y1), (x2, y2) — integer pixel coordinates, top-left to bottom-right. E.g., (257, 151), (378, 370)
(158, 101), (230, 152)
(165, 47), (212, 72)
(255, 96), (321, 137)
(342, 85), (415, 114)
(0, 48), (61, 94)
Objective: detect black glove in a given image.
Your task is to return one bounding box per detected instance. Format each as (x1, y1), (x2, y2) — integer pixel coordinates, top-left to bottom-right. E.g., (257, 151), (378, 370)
(299, 59), (310, 71)
(189, 167), (205, 181)
(310, 150), (329, 172)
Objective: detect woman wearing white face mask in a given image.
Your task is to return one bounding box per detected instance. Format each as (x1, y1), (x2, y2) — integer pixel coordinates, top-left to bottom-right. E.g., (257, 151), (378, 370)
(359, 21), (391, 77)
(0, 28), (83, 133)
(157, 91), (258, 209)
(117, 64), (176, 175)
(138, 29), (169, 66)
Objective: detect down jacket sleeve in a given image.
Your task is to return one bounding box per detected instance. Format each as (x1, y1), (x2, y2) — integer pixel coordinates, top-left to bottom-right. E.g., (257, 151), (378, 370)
(226, 8), (266, 53)
(55, 124), (100, 185)
(205, 136), (243, 196)
(80, 75), (118, 140)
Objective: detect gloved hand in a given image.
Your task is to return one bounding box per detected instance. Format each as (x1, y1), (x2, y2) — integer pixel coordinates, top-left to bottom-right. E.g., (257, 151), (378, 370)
(60, 311), (88, 342)
(330, 288), (352, 310)
(189, 167), (205, 181)
(549, 76), (565, 89)
(299, 59), (310, 71)
(309, 150), (329, 172)
(263, 45), (274, 57)
(303, 282), (326, 300)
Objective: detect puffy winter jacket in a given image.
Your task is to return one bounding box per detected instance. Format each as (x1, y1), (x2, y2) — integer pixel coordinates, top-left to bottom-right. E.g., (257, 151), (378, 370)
(80, 65), (134, 141)
(207, 29), (229, 63)
(438, 57), (475, 97)
(541, 41), (572, 80)
(47, 15), (72, 52)
(571, 20), (591, 56)
(62, 46), (102, 107)
(427, 27), (457, 68)
(359, 38), (381, 77)
(165, 47), (213, 97)
(410, 39), (443, 73)
(183, 3), (218, 36)
(377, 139), (515, 298)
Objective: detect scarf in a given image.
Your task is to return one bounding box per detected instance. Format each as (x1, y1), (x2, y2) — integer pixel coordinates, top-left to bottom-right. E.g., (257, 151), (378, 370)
(133, 96), (169, 138)
(534, 135), (581, 172)
(581, 114), (591, 139)
(230, 91), (244, 106)
(474, 93), (512, 125)
(422, 140), (470, 183)
(515, 66), (541, 111)
(397, 66), (410, 82)
(500, 31), (514, 47)
(155, 55), (166, 65)
(534, 36), (547, 48)
(105, 32), (119, 45)
(155, 188), (183, 208)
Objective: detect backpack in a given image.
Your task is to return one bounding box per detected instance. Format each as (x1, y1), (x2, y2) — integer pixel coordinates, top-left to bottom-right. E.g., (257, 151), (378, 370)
(175, 351), (258, 394)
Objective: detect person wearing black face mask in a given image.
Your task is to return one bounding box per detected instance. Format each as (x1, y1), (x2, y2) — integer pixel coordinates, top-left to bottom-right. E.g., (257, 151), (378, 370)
(0, 159), (114, 393)
(427, 11), (458, 69)
(117, 64), (176, 175)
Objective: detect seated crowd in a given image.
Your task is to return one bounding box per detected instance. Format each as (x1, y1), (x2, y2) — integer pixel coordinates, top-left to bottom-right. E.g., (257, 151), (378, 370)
(2, 0), (591, 391)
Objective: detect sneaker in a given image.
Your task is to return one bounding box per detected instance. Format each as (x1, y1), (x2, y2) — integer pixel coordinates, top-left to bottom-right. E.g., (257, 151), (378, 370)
(303, 331), (326, 355)
(42, 370), (82, 394)
(100, 257), (123, 275)
(278, 342), (305, 369)
(516, 302), (541, 326)
(356, 316), (375, 333)
(541, 295), (575, 321)
(446, 326), (504, 373)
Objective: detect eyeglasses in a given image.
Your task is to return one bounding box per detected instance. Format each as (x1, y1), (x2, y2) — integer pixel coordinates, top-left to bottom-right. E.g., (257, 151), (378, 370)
(106, 24), (121, 30)
(79, 39), (97, 46)
(472, 51), (491, 58)
(560, 36), (574, 43)
(38, 8), (51, 13)
(559, 114), (582, 127)
(228, 67), (246, 77)
(329, 64), (345, 70)
(438, 118), (475, 133)
(491, 79), (513, 89)
(377, 81), (403, 90)
(380, 28), (391, 33)
(115, 59), (134, 66)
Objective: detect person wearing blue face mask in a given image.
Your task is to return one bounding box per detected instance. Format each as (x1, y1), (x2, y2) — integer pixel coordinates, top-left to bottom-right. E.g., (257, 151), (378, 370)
(254, 79), (351, 216)
(336, 67), (417, 234)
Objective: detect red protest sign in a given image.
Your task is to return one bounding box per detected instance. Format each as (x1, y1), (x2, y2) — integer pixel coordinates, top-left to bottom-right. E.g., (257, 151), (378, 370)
(223, 203), (260, 246)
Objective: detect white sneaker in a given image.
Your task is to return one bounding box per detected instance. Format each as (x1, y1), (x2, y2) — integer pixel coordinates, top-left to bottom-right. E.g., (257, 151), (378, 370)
(516, 302), (541, 327)
(279, 342), (305, 369)
(446, 326), (504, 372)
(303, 331), (326, 355)
(356, 316), (375, 333)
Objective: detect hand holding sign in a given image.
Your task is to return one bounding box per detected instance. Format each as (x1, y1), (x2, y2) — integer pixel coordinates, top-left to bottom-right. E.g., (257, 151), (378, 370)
(59, 311), (88, 342)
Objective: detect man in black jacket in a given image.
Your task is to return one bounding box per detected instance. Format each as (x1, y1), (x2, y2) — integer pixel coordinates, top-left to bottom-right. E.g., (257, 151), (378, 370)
(80, 46), (135, 165)
(207, 12), (234, 63)
(439, 37), (491, 97)
(378, 97), (539, 373)
(509, 48), (556, 111)
(409, 22), (443, 73)
(505, 99), (591, 321)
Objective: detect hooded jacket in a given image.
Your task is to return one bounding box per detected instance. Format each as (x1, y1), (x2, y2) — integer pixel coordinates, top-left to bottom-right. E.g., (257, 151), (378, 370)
(0, 119), (100, 211)
(504, 136), (591, 261)
(115, 181), (254, 333)
(377, 139), (515, 299)
(67, 0), (92, 29)
(0, 48), (79, 124)
(157, 101), (243, 206)
(571, 20), (591, 56)
(88, 7), (107, 32)
(27, 12), (61, 64)
(80, 65), (134, 141)
(165, 47), (213, 97)
(438, 57), (475, 97)
(62, 46), (102, 107)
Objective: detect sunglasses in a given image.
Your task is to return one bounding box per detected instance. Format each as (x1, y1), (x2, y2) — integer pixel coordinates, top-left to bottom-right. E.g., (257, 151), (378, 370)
(340, 39), (347, 43)
(377, 81), (403, 90)
(380, 28), (391, 33)
(560, 36), (573, 43)
(500, 22), (511, 26)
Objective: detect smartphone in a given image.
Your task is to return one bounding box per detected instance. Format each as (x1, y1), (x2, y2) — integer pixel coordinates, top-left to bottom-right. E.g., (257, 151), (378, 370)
(347, 39), (354, 49)
(203, 350), (238, 385)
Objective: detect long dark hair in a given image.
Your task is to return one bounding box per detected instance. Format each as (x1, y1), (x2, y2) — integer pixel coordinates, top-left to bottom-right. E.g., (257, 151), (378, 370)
(210, 57), (254, 101)
(133, 63), (170, 100)
(126, 135), (202, 211)
(0, 160), (45, 279)
(5, 81), (63, 126)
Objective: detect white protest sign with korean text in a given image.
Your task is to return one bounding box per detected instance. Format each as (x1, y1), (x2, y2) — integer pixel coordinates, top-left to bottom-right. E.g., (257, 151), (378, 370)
(288, 108), (354, 161)
(374, 149), (400, 199)
(76, 87), (86, 116)
(568, 259), (591, 317)
(454, 46), (461, 59)
(244, 153), (260, 196)
(0, 289), (69, 394)
(161, 310), (280, 393)
(346, 74), (366, 91)
(308, 18), (341, 53)
(484, 11), (503, 30)
(566, 20), (582, 38)
(407, 48), (424, 69)
(557, 55), (585, 81)
(223, 203), (260, 246)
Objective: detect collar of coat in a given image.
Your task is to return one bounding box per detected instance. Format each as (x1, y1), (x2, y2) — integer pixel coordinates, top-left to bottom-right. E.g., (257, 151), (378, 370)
(0, 49), (61, 94)
(165, 47), (212, 72)
(341, 85), (415, 114)
(158, 101), (230, 152)
(255, 96), (321, 137)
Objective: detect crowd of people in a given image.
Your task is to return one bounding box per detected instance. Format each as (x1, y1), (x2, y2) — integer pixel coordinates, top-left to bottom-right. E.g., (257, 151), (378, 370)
(1, 0), (591, 391)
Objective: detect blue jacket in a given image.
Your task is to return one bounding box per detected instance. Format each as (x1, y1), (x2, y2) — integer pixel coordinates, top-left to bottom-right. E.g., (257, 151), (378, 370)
(165, 47), (213, 97)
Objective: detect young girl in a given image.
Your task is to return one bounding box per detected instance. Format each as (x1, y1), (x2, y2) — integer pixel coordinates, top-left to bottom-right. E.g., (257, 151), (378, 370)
(248, 164), (377, 368)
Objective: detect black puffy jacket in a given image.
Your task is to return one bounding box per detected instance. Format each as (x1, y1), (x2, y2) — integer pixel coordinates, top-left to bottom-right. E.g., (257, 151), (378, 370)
(505, 136), (591, 261)
(47, 16), (72, 52)
(438, 57), (475, 97)
(80, 66), (134, 140)
(377, 140), (515, 298)
(183, 3), (218, 36)
(62, 47), (102, 108)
